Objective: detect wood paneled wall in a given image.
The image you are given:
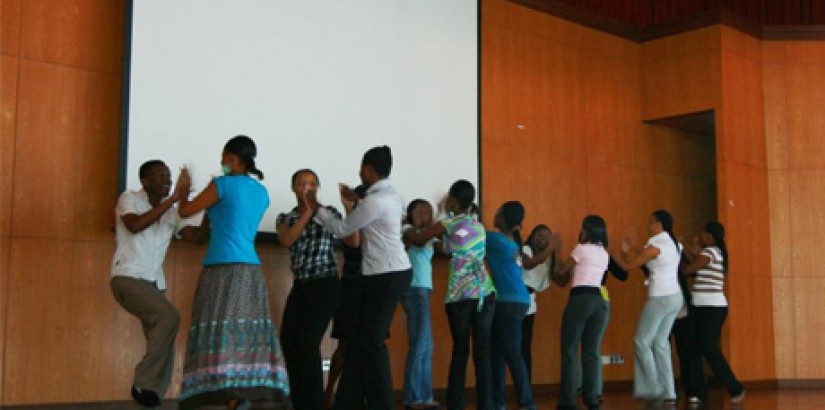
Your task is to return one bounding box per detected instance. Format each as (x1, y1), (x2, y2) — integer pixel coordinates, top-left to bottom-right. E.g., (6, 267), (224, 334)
(763, 39), (825, 381)
(0, 0), (818, 405)
(483, 0), (717, 386)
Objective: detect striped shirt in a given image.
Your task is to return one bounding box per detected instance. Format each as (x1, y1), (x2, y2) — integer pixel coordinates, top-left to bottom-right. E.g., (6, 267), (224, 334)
(691, 246), (728, 307)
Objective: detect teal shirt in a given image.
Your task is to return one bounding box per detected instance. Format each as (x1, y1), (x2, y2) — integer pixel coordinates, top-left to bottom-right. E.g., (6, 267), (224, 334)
(202, 175), (269, 265)
(404, 225), (435, 289)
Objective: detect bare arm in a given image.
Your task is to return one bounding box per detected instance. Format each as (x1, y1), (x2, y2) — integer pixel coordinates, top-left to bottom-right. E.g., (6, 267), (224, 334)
(121, 194), (180, 234)
(551, 255), (575, 287)
(610, 245), (660, 272)
(179, 182), (219, 218)
(681, 254), (711, 276)
(405, 223), (446, 247)
(522, 245), (553, 270)
(276, 210), (314, 247)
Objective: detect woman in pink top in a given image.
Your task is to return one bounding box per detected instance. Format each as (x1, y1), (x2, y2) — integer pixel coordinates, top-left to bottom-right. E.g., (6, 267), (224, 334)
(551, 215), (611, 410)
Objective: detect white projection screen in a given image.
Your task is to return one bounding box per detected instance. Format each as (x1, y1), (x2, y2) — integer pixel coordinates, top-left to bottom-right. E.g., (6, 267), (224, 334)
(121, 1), (480, 233)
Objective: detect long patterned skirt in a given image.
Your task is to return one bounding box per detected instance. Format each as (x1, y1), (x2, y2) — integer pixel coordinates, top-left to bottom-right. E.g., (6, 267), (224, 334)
(179, 264), (291, 409)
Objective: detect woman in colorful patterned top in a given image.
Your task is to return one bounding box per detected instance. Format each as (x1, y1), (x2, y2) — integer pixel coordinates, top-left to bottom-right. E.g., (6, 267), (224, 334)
(177, 135), (289, 410)
(405, 180), (496, 410)
(276, 168), (359, 410)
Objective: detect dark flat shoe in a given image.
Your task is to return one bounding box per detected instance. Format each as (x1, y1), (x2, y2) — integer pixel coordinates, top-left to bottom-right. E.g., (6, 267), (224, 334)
(131, 385), (161, 408)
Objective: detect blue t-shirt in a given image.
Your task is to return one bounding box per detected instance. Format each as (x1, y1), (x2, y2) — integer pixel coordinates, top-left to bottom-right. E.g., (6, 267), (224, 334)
(202, 175), (269, 265)
(485, 231), (530, 304)
(405, 225), (435, 289)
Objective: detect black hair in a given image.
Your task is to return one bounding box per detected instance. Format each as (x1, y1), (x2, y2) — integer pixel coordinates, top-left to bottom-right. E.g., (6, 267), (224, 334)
(352, 185), (367, 198)
(361, 145), (392, 178)
(498, 201), (525, 249)
(138, 160), (166, 179)
(224, 135), (264, 180)
(704, 221), (729, 273)
(652, 209), (680, 254)
(405, 199), (432, 226)
(526, 224), (551, 251)
(291, 168), (319, 186)
(448, 180), (477, 215)
(581, 215), (608, 248)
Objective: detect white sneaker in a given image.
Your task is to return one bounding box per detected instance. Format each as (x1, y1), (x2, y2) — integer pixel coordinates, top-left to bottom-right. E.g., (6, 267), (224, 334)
(687, 396), (701, 404)
(733, 389), (746, 404)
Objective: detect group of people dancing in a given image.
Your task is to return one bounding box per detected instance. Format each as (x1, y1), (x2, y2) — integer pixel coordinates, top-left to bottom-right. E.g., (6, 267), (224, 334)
(110, 134), (745, 410)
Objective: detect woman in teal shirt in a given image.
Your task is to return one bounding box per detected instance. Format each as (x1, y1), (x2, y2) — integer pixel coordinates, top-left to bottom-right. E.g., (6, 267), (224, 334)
(177, 135), (290, 410)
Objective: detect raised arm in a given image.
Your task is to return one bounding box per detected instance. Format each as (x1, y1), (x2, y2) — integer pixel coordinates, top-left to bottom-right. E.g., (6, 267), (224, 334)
(405, 223), (446, 247)
(121, 193), (181, 234)
(179, 182), (219, 218)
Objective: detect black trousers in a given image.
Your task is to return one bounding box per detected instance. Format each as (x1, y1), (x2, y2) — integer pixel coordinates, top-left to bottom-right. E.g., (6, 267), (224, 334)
(445, 298), (496, 410)
(686, 306), (744, 400)
(671, 314), (698, 397)
(281, 276), (342, 410)
(522, 313), (535, 382)
(333, 270), (411, 410)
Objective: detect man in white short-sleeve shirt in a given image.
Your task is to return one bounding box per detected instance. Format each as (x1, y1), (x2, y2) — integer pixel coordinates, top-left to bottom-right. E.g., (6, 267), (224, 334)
(111, 160), (207, 409)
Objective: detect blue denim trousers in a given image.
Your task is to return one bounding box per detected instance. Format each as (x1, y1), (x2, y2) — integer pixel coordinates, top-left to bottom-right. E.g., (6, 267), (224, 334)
(400, 287), (435, 405)
(492, 301), (535, 410)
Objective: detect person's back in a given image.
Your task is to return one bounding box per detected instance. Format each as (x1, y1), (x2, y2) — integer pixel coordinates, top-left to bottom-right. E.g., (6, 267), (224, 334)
(485, 231), (530, 304)
(202, 175), (269, 265)
(442, 214), (495, 302)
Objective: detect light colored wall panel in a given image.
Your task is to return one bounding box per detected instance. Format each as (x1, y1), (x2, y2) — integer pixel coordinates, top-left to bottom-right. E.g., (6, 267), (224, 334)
(793, 277), (825, 379)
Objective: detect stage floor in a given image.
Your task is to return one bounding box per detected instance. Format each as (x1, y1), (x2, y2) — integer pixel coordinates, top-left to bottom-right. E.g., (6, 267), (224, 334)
(5, 387), (825, 409)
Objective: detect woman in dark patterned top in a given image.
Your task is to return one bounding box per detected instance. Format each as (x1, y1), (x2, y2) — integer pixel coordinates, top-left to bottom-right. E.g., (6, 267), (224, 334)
(276, 169), (358, 410)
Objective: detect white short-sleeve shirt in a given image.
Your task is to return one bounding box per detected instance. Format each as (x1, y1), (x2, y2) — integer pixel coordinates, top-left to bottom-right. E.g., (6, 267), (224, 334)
(111, 190), (183, 290)
(644, 232), (683, 297)
(522, 246), (551, 315)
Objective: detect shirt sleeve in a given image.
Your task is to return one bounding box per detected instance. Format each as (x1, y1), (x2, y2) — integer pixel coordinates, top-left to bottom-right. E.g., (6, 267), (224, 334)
(316, 196), (379, 237)
(327, 206), (343, 220)
(570, 244), (583, 263)
(213, 176), (227, 200)
(116, 192), (140, 217)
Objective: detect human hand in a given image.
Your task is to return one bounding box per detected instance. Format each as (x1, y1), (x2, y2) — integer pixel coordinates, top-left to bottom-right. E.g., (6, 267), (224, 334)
(174, 167), (192, 200)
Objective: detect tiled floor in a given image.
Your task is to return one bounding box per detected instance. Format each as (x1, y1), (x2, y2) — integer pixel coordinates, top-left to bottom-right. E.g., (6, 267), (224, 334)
(5, 388), (825, 409)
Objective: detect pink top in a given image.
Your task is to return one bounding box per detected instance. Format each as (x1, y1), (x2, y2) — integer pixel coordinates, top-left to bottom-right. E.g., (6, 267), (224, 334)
(571, 244), (609, 288)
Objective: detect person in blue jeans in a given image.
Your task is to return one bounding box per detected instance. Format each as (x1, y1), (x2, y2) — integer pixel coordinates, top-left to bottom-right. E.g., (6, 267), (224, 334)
(401, 199), (439, 410)
(487, 201), (537, 410)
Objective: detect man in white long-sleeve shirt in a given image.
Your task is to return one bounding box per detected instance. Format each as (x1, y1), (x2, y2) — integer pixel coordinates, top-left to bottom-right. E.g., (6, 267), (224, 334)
(310, 145), (411, 410)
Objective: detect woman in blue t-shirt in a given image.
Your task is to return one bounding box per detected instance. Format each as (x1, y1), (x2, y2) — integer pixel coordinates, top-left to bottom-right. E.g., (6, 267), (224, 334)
(400, 199), (438, 410)
(176, 135), (290, 410)
(486, 201), (537, 410)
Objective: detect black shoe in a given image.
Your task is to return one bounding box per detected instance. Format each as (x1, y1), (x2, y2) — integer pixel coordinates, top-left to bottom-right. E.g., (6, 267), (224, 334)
(131, 385), (161, 408)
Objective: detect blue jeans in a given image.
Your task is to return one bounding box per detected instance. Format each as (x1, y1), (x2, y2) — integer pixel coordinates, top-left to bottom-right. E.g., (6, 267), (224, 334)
(492, 301), (535, 410)
(400, 287), (435, 405)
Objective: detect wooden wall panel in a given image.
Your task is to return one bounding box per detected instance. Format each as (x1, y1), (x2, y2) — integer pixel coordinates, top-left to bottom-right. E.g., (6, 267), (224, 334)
(3, 238), (140, 405)
(789, 169), (825, 279)
(793, 277), (825, 378)
(20, 0), (124, 74)
(726, 274), (777, 380)
(1, 0), (22, 56)
(772, 277), (796, 379)
(0, 237), (9, 404)
(767, 171), (792, 278)
(1, 56), (18, 236)
(12, 60), (121, 242)
(763, 53), (789, 170)
(785, 64), (825, 169)
(641, 52), (721, 120)
(784, 41), (825, 65)
(720, 51), (767, 167)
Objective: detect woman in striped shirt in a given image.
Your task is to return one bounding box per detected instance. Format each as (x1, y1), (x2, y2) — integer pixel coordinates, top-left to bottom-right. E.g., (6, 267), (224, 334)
(681, 221), (745, 405)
